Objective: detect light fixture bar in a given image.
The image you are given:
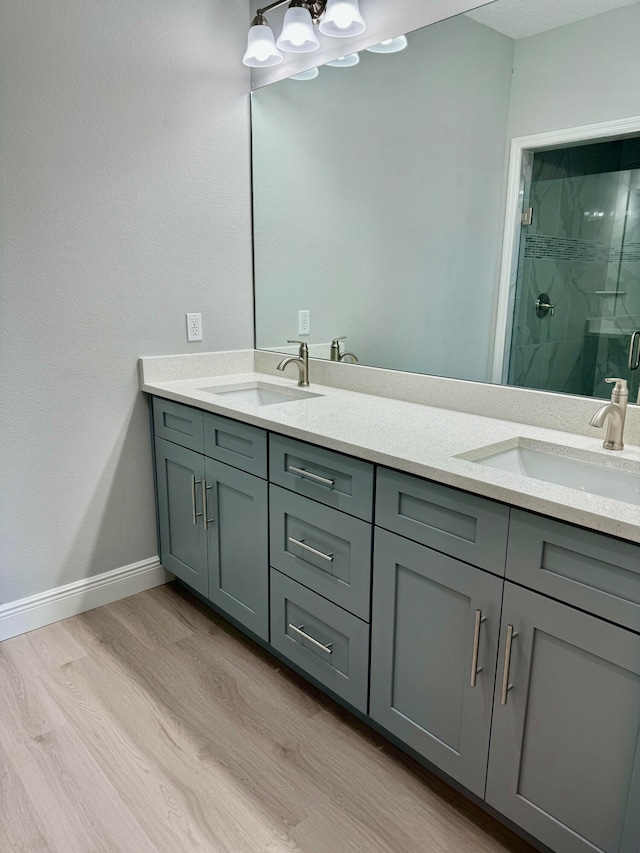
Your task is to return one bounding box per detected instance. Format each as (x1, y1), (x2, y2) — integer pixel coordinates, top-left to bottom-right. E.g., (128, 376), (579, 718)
(256, 0), (327, 21)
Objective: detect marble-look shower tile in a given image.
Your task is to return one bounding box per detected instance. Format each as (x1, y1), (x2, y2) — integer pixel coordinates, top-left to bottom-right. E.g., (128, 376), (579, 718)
(542, 339), (588, 396)
(621, 138), (640, 170)
(621, 185), (640, 244)
(513, 258), (571, 347)
(559, 172), (618, 244)
(529, 179), (561, 236)
(567, 261), (611, 340)
(610, 261), (640, 320)
(508, 343), (545, 390)
(532, 149), (568, 182)
(521, 149), (534, 186)
(591, 334), (634, 400)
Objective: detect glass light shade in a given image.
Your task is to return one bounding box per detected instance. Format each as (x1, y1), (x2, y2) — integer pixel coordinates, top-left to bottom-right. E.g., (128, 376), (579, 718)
(242, 23), (283, 67)
(290, 67), (319, 80)
(325, 53), (360, 68)
(277, 7), (320, 53)
(366, 35), (408, 54)
(319, 0), (366, 38)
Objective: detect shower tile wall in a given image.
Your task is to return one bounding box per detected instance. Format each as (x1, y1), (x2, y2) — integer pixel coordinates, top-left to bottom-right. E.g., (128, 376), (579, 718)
(509, 139), (640, 400)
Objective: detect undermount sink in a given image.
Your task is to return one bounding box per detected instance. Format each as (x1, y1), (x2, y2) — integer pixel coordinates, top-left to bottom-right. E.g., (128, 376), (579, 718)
(465, 440), (640, 506)
(199, 381), (323, 406)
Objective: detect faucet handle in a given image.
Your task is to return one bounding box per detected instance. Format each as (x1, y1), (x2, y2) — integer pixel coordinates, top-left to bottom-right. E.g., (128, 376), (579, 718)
(331, 337), (346, 345)
(287, 339), (309, 355)
(605, 378), (629, 399)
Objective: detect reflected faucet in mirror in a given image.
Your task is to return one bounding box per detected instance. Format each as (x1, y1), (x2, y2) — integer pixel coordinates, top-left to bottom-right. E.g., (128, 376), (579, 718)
(330, 337), (359, 364)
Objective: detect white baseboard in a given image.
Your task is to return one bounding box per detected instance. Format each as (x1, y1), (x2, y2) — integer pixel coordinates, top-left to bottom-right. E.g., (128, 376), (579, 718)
(0, 557), (173, 642)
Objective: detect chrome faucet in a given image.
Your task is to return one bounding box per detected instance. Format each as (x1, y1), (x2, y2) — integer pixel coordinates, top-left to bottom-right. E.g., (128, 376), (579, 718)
(590, 377), (628, 450)
(277, 340), (310, 387)
(330, 336), (359, 364)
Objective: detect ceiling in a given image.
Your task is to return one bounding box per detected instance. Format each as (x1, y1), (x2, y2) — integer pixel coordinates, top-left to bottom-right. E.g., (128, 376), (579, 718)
(465, 0), (640, 39)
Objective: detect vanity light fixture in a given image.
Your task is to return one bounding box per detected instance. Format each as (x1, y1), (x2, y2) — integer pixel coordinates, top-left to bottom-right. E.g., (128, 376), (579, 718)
(243, 0), (366, 68)
(326, 52), (360, 67)
(366, 34), (408, 53)
(277, 2), (320, 53)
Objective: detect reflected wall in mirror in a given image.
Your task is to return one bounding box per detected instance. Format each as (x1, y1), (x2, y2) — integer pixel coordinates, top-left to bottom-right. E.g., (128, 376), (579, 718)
(252, 0), (640, 401)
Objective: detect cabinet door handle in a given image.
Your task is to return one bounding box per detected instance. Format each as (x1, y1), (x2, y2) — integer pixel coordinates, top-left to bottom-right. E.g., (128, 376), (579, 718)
(288, 536), (334, 562)
(288, 624), (333, 654)
(203, 483), (214, 529)
(629, 330), (640, 371)
(191, 476), (203, 525)
(287, 465), (335, 488)
(470, 609), (487, 687)
(500, 624), (519, 705)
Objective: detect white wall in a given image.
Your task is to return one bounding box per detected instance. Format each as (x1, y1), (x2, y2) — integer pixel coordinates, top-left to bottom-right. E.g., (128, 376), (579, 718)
(253, 15), (514, 379)
(0, 0), (253, 603)
(507, 3), (640, 138)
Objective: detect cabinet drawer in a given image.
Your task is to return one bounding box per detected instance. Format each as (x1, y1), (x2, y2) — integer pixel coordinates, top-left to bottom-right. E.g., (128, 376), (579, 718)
(153, 397), (204, 453)
(270, 434), (373, 521)
(376, 468), (509, 574)
(270, 569), (370, 713)
(270, 485), (372, 620)
(203, 412), (267, 478)
(507, 509), (640, 632)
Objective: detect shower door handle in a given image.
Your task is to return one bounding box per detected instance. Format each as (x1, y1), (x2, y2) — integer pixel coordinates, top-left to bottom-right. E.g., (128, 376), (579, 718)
(628, 330), (640, 371)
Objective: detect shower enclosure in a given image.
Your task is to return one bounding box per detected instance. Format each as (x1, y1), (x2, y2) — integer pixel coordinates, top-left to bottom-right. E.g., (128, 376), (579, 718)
(508, 138), (640, 400)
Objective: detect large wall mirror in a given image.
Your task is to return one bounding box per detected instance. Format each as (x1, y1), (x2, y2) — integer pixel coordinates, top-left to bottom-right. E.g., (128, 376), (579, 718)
(252, 0), (640, 402)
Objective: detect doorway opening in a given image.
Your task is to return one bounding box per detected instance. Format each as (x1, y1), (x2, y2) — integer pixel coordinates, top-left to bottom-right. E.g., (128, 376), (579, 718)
(507, 136), (640, 399)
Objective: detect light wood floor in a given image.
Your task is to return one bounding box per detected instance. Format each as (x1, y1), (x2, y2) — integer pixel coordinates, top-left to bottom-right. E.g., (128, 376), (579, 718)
(0, 583), (536, 853)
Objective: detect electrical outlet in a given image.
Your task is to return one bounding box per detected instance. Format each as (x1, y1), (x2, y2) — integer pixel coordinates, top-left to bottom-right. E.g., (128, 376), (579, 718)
(186, 313), (202, 342)
(298, 310), (310, 336)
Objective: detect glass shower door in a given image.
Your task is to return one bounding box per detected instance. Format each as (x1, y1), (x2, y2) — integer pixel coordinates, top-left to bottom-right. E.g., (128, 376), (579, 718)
(508, 164), (640, 400)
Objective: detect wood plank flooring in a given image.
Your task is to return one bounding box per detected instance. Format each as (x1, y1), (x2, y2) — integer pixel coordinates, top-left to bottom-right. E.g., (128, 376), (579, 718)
(0, 583), (536, 853)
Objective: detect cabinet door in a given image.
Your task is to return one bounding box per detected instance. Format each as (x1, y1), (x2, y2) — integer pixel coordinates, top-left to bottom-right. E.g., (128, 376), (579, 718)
(205, 459), (269, 640)
(154, 438), (208, 596)
(369, 529), (503, 797)
(486, 583), (640, 853)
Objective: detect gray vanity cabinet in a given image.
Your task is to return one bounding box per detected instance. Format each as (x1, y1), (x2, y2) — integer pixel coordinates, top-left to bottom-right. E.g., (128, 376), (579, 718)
(153, 399), (269, 639)
(205, 458), (269, 640)
(369, 529), (503, 798)
(154, 437), (209, 597)
(486, 583), (640, 853)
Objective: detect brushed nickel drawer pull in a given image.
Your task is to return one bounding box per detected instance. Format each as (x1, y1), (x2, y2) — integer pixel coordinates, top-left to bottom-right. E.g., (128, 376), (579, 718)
(288, 624), (333, 654)
(470, 609), (487, 688)
(203, 482), (215, 529)
(500, 624), (519, 705)
(288, 536), (334, 562)
(287, 465), (335, 488)
(191, 476), (203, 525)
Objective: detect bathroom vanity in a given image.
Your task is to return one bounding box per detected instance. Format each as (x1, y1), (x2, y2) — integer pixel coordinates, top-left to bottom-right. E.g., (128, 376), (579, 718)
(141, 353), (640, 853)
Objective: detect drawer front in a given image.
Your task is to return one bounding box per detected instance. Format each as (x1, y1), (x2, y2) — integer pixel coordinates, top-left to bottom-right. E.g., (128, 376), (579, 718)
(270, 485), (372, 621)
(269, 434), (374, 521)
(376, 468), (510, 574)
(270, 569), (370, 713)
(203, 412), (267, 478)
(507, 509), (640, 631)
(153, 397), (204, 453)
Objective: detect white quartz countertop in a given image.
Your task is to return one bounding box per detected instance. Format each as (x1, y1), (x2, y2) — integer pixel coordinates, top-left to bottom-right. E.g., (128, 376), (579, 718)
(141, 368), (640, 544)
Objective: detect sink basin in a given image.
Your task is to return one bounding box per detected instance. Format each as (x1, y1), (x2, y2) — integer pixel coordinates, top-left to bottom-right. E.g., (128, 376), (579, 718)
(199, 381), (323, 406)
(466, 440), (640, 505)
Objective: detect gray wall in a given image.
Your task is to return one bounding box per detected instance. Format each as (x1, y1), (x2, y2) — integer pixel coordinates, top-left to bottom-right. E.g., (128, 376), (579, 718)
(253, 15), (514, 379)
(507, 3), (640, 138)
(0, 0), (253, 603)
